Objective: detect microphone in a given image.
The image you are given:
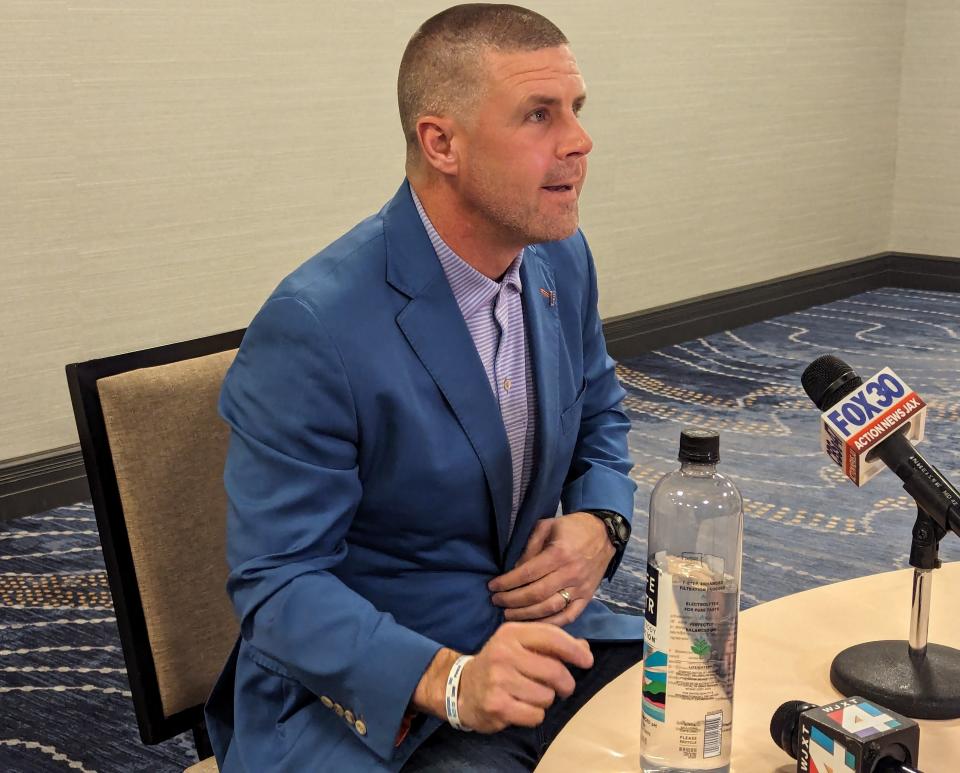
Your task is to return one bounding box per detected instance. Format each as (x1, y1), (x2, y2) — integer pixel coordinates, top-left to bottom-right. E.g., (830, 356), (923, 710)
(770, 696), (922, 773)
(800, 355), (960, 721)
(801, 355), (960, 539)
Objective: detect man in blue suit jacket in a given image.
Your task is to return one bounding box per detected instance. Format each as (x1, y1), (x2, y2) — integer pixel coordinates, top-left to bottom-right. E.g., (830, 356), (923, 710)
(206, 5), (643, 771)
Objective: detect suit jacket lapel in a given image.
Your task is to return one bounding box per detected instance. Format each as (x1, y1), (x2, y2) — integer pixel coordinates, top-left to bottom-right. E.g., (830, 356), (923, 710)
(384, 182), (514, 557)
(504, 246), (560, 567)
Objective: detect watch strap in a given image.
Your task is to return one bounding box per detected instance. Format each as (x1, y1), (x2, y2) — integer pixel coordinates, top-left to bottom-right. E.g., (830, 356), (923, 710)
(582, 509), (631, 580)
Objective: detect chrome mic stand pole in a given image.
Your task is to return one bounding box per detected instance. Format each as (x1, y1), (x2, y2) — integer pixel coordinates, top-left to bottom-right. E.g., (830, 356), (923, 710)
(907, 565), (932, 658)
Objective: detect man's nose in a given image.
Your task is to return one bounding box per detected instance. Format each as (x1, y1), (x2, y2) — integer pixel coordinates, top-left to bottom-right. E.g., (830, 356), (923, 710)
(559, 116), (593, 159)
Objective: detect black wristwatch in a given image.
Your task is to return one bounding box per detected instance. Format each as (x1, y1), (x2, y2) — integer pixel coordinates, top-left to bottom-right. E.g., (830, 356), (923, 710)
(583, 509), (631, 580)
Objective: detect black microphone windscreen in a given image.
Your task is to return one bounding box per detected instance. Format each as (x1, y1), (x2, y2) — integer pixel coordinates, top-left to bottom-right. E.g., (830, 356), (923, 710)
(769, 699), (814, 759)
(801, 355), (863, 411)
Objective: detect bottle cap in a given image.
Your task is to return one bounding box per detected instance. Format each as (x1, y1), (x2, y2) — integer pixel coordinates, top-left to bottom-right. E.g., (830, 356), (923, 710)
(679, 428), (720, 464)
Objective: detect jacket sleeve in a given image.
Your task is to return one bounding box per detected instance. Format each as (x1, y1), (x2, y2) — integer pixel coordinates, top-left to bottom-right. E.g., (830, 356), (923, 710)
(220, 294), (442, 762)
(560, 232), (637, 577)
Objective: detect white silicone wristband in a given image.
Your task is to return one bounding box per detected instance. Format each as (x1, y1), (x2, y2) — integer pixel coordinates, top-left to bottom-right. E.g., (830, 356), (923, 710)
(445, 655), (474, 731)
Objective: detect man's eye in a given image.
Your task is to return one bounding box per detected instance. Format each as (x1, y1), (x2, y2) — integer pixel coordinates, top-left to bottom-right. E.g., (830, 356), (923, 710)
(529, 109), (548, 122)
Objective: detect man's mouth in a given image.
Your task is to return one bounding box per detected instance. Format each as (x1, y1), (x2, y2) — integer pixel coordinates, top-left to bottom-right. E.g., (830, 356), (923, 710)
(542, 184), (574, 192)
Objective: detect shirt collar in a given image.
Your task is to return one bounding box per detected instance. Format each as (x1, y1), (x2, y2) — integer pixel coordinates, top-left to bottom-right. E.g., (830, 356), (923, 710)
(410, 186), (523, 320)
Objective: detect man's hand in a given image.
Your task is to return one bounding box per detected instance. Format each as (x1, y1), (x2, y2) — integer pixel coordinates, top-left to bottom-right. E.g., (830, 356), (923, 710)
(410, 624), (592, 733)
(488, 513), (614, 626)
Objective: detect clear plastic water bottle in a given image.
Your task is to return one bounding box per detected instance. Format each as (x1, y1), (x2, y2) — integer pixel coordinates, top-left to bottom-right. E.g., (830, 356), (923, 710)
(639, 428), (743, 773)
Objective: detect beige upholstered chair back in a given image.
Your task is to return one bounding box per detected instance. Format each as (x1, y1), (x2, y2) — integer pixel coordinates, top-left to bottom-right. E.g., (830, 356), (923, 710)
(96, 349), (239, 718)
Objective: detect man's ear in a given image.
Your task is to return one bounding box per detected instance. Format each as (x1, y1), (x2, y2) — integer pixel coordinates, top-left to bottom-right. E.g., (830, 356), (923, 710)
(416, 116), (460, 176)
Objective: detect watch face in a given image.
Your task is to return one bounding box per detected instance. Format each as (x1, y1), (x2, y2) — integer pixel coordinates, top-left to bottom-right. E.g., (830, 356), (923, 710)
(615, 519), (630, 542)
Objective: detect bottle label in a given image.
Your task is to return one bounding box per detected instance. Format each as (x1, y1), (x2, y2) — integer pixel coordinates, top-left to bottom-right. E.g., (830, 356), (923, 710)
(640, 554), (738, 768)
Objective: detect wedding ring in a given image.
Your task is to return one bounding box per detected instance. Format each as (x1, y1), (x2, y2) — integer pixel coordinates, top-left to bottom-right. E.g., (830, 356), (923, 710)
(557, 588), (572, 608)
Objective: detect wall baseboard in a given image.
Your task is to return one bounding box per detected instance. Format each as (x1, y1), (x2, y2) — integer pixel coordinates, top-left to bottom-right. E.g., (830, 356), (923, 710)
(885, 252), (960, 292)
(2, 250), (957, 523)
(604, 251), (960, 360)
(0, 446), (90, 522)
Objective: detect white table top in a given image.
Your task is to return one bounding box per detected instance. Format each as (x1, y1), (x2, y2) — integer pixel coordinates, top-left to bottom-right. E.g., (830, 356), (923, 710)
(537, 563), (960, 772)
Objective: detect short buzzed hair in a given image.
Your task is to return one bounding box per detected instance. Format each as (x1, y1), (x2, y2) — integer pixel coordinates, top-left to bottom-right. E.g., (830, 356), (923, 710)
(398, 4), (568, 163)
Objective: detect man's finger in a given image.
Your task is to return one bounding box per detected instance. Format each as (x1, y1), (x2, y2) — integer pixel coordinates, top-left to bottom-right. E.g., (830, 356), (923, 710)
(502, 589), (571, 621)
(517, 518), (553, 566)
(488, 548), (559, 593)
(506, 672), (557, 709)
(502, 695), (547, 728)
(513, 648), (577, 698)
(536, 598), (589, 628)
(494, 570), (573, 610)
(510, 622), (594, 670)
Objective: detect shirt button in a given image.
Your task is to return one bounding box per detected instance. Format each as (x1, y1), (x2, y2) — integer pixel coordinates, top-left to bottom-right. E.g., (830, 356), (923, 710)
(503, 378), (512, 392)
(334, 703), (345, 717)
(320, 696), (333, 709)
(344, 710), (356, 725)
(355, 719), (368, 736)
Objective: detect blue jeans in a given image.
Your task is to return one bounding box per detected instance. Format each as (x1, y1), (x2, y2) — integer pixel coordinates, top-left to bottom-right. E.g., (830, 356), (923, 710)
(401, 640), (643, 772)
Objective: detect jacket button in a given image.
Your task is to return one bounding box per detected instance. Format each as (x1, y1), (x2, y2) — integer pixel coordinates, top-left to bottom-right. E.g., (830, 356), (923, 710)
(334, 703), (345, 717)
(320, 696), (333, 709)
(355, 719), (367, 736)
(344, 710), (355, 725)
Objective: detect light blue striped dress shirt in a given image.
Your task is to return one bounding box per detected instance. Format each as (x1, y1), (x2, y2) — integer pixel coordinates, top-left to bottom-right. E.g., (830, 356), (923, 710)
(411, 189), (537, 536)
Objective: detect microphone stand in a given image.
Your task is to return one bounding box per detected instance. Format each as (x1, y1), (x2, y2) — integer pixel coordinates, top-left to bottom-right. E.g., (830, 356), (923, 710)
(830, 507), (960, 719)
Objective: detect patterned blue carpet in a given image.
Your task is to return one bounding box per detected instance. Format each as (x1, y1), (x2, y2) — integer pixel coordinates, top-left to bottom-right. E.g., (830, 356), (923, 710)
(2, 286), (958, 771)
(604, 286), (960, 616)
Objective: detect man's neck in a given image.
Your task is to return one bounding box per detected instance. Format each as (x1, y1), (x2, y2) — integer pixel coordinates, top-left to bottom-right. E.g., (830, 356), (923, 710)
(409, 178), (522, 281)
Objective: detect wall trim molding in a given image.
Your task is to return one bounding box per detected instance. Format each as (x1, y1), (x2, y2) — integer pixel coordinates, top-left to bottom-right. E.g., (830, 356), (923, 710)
(603, 251), (960, 360)
(2, 250), (957, 522)
(1, 445), (90, 522)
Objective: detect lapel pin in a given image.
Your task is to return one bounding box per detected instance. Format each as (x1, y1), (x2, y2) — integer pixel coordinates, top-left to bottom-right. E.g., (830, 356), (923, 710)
(539, 288), (557, 307)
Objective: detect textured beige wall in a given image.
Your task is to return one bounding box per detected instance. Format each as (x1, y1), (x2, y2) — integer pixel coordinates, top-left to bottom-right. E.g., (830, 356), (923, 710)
(0, 1), (912, 460)
(891, 0), (960, 254)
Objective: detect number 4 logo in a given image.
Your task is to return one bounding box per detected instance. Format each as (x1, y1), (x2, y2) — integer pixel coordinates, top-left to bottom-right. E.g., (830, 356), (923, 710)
(828, 704), (900, 737)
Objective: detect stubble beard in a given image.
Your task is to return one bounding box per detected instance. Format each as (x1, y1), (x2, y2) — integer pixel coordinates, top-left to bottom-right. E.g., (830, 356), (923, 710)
(467, 166), (581, 247)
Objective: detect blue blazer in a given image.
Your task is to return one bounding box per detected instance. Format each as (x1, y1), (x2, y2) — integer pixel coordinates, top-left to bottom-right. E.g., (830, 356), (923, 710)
(205, 181), (643, 772)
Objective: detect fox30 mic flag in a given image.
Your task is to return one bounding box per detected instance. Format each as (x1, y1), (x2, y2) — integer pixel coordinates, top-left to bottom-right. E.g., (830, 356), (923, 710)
(817, 367), (926, 486)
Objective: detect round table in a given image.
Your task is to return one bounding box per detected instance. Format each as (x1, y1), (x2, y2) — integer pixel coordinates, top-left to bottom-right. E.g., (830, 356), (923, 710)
(536, 563), (960, 772)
